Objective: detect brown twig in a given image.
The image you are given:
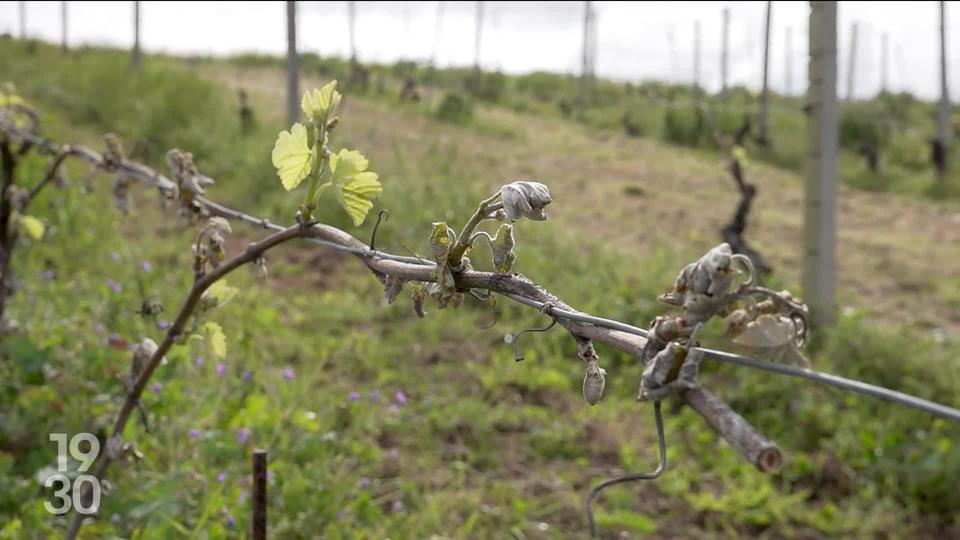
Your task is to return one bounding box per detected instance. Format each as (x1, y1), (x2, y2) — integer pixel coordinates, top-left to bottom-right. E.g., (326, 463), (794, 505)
(65, 224), (310, 539)
(26, 147), (71, 203)
(252, 449), (267, 540)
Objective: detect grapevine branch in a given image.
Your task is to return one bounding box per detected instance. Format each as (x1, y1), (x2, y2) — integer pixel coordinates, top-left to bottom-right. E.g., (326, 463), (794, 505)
(3, 118), (960, 538)
(65, 223), (314, 539)
(5, 120), (959, 423)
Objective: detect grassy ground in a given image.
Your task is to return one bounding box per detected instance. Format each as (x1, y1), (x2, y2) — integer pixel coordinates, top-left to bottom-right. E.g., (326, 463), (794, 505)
(1, 40), (959, 539)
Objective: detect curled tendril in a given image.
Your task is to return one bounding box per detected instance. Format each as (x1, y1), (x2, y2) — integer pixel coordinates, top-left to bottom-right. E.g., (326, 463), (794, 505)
(730, 252), (756, 289)
(586, 400), (666, 537)
(505, 318), (557, 362)
(369, 209), (390, 251)
(468, 289), (499, 329)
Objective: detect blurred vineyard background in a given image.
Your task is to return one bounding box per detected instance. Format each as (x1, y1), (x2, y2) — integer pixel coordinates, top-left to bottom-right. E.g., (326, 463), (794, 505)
(1, 1), (960, 538)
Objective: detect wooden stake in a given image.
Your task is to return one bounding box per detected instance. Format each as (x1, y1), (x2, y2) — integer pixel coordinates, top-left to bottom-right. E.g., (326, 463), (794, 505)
(804, 0), (838, 329)
(252, 449), (267, 540)
(758, 1), (772, 145)
(286, 1), (299, 125)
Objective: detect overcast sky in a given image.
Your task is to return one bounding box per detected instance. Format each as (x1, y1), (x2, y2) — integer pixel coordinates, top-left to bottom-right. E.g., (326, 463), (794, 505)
(1, 1), (957, 100)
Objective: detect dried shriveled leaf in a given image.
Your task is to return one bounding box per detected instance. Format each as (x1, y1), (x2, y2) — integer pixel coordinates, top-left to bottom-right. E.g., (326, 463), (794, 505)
(500, 181), (552, 221)
(384, 275), (405, 304)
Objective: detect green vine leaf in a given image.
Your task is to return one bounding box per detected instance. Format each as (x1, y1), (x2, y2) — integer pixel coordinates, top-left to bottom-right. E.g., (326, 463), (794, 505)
(301, 81), (342, 123)
(428, 222), (459, 306)
(200, 280), (238, 311)
(329, 149), (382, 226)
(271, 123), (314, 191)
(15, 214), (44, 241)
(202, 321), (227, 361)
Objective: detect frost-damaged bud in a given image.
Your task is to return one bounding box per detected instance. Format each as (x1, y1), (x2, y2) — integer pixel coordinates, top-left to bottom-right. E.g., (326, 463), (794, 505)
(674, 242), (736, 299)
(411, 283), (428, 318)
(500, 181), (552, 221)
(383, 275), (405, 304)
(578, 341), (606, 406)
(102, 133), (125, 171)
(429, 222), (458, 300)
(166, 148), (214, 203)
(203, 217), (232, 234)
(638, 342), (681, 401)
(112, 176), (133, 214)
(254, 256), (269, 280)
(490, 224), (516, 273)
(122, 338), (159, 393)
(208, 231), (226, 268)
(201, 217), (231, 270)
(106, 434), (145, 463)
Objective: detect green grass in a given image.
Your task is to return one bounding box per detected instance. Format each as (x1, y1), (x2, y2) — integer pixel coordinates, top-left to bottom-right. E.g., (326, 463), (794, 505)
(1, 39), (959, 538)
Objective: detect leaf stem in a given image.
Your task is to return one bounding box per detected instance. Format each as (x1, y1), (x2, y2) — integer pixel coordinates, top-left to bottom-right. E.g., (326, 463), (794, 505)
(448, 192), (501, 268)
(301, 123), (328, 221)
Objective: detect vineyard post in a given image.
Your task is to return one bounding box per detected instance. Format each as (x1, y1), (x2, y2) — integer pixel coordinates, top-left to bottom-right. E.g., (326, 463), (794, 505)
(473, 1), (484, 72)
(285, 1), (299, 126)
(846, 22), (858, 101)
(577, 1), (592, 121)
(431, 1), (444, 68)
(18, 1), (26, 40)
(694, 19), (701, 93)
(785, 26), (793, 96)
(61, 1), (68, 54)
(758, 1), (772, 146)
(881, 31), (889, 94)
(938, 1), (950, 153)
(721, 8), (729, 97)
(132, 1), (141, 70)
(804, 0), (838, 329)
(348, 1), (357, 62)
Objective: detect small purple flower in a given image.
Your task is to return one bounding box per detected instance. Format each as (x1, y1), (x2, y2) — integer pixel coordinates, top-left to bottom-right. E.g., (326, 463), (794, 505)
(392, 500), (404, 513)
(140, 260), (153, 272)
(158, 319), (170, 329)
(194, 355), (204, 367)
(216, 363), (226, 376)
(110, 251), (121, 262)
(266, 471), (274, 482)
(243, 370), (253, 383)
(216, 471), (226, 483)
(94, 323), (105, 334)
(236, 428), (252, 444)
(282, 366), (295, 380)
(348, 391), (360, 402)
(358, 477), (371, 488)
(239, 491), (248, 504)
(151, 382), (163, 394)
(336, 509), (346, 521)
(225, 515), (236, 529)
(106, 278), (122, 294)
(368, 389), (381, 403)
(43, 270), (55, 280)
(394, 391), (407, 405)
(388, 448), (399, 459)
(188, 428), (202, 439)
